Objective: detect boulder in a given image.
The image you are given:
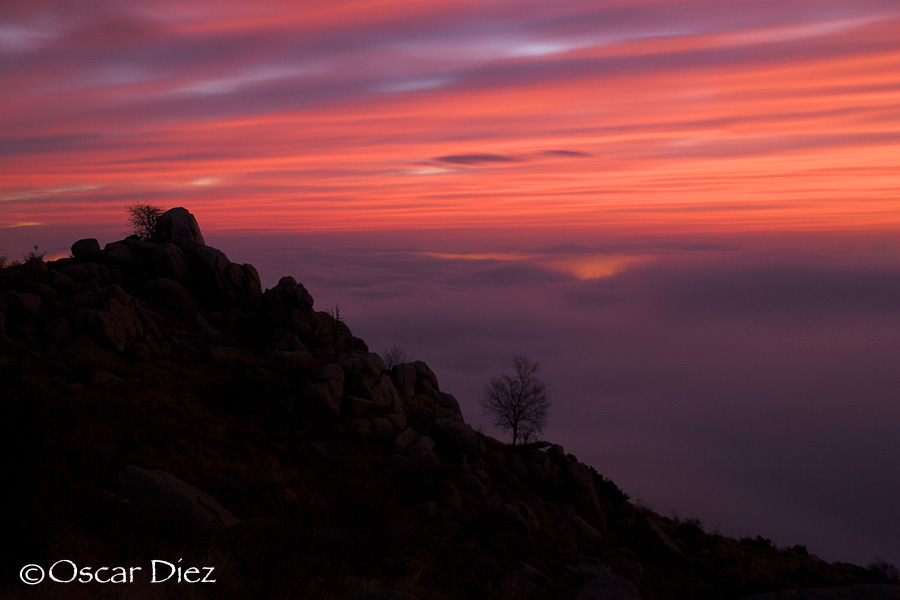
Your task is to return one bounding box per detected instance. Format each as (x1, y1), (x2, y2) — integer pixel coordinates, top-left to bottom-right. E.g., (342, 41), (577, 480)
(405, 435), (440, 468)
(276, 276), (314, 307)
(340, 352), (386, 390)
(185, 245), (230, 299)
(272, 328), (305, 351)
(431, 406), (480, 459)
(369, 377), (402, 411)
(151, 243), (191, 283)
(123, 238), (156, 267)
(265, 349), (315, 373)
(392, 427), (418, 453)
(351, 418), (373, 439)
(61, 263), (92, 283)
(169, 244), (262, 307)
(371, 417), (394, 442)
(566, 462), (607, 533)
(570, 569), (643, 600)
(316, 363), (345, 398)
(509, 563), (552, 595)
(565, 508), (605, 545)
(216, 517), (306, 559)
(525, 450), (552, 484)
(340, 352), (401, 411)
(390, 362), (417, 398)
(140, 277), (197, 315)
(155, 207), (205, 246)
(58, 332), (113, 368)
(42, 317), (71, 344)
(343, 592), (421, 600)
(49, 270), (76, 294)
(118, 466), (238, 533)
(385, 413), (407, 432)
(739, 585), (900, 600)
(258, 277), (317, 340)
(71, 238), (102, 262)
(413, 361), (440, 397)
(225, 262), (262, 302)
(79, 298), (143, 352)
(436, 391), (461, 412)
(300, 381), (342, 417)
(463, 473), (486, 497)
(10, 292), (42, 316)
(104, 242), (134, 266)
(295, 362), (345, 416)
(639, 517), (683, 556)
(345, 396), (375, 418)
(76, 289), (163, 355)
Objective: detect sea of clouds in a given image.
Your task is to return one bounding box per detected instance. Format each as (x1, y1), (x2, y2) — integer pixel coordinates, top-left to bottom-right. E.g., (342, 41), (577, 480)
(210, 230), (900, 570)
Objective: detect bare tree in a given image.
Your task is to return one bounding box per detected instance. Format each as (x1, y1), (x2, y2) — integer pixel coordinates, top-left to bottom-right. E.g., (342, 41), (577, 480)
(381, 344), (409, 369)
(481, 354), (550, 445)
(126, 202), (166, 240)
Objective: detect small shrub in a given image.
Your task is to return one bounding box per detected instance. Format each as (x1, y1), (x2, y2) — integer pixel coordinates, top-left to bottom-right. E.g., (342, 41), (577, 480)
(326, 304), (342, 323)
(868, 558), (899, 582)
(740, 535), (774, 550)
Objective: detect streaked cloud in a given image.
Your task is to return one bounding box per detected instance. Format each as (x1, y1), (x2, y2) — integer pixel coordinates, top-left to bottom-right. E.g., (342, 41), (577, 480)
(2, 0), (899, 240)
(434, 153), (521, 166)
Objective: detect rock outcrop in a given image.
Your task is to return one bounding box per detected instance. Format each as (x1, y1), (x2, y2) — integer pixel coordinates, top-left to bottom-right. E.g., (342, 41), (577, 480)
(155, 206), (205, 246)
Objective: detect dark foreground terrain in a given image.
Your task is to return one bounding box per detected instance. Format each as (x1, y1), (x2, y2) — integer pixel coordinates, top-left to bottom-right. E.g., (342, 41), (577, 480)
(2, 208), (897, 599)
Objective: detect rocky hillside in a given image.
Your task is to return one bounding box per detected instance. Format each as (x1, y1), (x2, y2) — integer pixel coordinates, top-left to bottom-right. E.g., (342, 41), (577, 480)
(1, 208), (897, 600)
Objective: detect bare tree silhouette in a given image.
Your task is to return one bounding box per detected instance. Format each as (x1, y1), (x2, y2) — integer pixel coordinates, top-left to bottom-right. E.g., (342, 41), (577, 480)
(126, 202), (166, 240)
(481, 354), (550, 445)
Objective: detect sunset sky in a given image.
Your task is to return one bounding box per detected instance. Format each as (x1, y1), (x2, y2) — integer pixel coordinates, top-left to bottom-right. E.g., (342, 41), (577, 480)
(2, 0), (898, 241)
(3, 0), (900, 570)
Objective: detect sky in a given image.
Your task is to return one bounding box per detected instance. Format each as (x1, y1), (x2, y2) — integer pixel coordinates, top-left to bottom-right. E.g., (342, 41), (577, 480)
(2, 0), (899, 240)
(2, 0), (899, 570)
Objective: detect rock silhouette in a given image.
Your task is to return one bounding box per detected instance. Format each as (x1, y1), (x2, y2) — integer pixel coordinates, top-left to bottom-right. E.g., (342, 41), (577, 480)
(1, 209), (897, 599)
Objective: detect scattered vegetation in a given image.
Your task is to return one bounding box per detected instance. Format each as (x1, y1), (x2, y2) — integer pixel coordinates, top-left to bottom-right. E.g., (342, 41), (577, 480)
(481, 354), (551, 445)
(741, 535), (775, 550)
(25, 245), (45, 262)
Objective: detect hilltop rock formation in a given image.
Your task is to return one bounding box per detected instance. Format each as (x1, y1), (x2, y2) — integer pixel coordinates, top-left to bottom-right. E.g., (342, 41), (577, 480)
(1, 209), (897, 600)
(155, 206), (205, 246)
